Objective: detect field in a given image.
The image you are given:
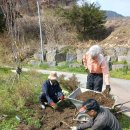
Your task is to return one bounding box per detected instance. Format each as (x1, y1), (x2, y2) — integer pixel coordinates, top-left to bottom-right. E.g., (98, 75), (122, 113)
(0, 67), (130, 130)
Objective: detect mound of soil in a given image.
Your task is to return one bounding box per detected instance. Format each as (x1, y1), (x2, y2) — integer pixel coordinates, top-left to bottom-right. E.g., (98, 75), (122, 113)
(76, 91), (115, 108)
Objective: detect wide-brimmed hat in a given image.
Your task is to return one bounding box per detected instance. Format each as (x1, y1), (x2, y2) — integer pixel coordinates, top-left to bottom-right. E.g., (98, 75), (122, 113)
(48, 72), (57, 80)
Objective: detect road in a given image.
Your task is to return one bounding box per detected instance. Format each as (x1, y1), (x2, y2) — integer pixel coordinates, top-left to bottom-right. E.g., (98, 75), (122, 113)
(12, 68), (130, 116)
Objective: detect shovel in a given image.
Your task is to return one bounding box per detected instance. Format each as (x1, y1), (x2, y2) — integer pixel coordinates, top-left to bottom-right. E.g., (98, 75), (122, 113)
(51, 100), (64, 110)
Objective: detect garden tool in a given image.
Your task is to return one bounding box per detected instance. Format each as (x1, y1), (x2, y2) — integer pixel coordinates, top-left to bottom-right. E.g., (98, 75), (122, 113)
(56, 100), (62, 106)
(60, 121), (71, 129)
(51, 100), (64, 110)
(56, 98), (67, 107)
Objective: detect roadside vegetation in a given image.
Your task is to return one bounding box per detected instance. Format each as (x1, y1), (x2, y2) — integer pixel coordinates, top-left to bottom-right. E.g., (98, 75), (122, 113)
(24, 62), (130, 80)
(0, 67), (47, 129)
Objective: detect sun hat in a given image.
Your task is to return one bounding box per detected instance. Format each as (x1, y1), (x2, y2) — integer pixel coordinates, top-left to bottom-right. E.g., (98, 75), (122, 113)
(48, 71), (58, 80)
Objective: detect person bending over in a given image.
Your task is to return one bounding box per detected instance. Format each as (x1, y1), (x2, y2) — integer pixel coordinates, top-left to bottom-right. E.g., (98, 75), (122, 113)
(82, 45), (110, 92)
(71, 99), (122, 130)
(39, 72), (64, 109)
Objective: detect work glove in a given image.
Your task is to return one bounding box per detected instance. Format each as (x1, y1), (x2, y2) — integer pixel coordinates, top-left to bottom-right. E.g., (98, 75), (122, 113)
(102, 85), (111, 96)
(70, 126), (77, 130)
(106, 85), (111, 92)
(59, 95), (64, 101)
(50, 102), (57, 109)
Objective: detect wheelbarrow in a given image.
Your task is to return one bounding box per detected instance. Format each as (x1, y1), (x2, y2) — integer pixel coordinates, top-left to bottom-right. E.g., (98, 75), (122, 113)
(67, 87), (118, 109)
(67, 87), (130, 122)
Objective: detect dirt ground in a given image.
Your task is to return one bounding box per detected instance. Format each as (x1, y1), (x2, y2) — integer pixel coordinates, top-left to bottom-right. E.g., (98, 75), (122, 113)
(17, 100), (78, 130)
(76, 91), (115, 108)
(16, 91), (115, 130)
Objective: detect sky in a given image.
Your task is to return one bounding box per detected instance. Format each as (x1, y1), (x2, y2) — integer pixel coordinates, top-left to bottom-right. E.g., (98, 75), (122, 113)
(78, 0), (130, 16)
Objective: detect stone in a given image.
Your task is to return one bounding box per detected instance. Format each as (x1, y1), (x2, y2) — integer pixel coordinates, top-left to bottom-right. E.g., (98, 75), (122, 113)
(55, 53), (66, 63)
(66, 53), (77, 62)
(118, 56), (127, 62)
(76, 49), (87, 63)
(114, 47), (128, 56)
(105, 48), (117, 62)
(46, 50), (57, 62)
(69, 63), (82, 68)
(127, 51), (130, 69)
(34, 53), (43, 60)
(112, 64), (128, 70)
(34, 50), (47, 61)
(28, 60), (41, 66)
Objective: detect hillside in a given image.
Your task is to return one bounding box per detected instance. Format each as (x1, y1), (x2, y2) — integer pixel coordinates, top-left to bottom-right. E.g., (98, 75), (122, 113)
(105, 10), (124, 19)
(100, 18), (130, 48)
(76, 18), (130, 49)
(0, 6), (130, 64)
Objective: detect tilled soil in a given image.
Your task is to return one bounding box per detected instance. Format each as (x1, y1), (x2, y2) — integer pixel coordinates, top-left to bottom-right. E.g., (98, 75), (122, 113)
(17, 100), (78, 130)
(16, 91), (115, 130)
(41, 101), (77, 130)
(76, 91), (115, 108)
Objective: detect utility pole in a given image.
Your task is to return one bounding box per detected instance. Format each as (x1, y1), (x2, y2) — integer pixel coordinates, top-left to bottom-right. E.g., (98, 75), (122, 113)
(37, 0), (44, 63)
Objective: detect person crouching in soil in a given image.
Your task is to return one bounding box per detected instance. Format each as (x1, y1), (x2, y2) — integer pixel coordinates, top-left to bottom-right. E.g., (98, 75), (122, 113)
(82, 45), (111, 92)
(39, 71), (64, 109)
(71, 99), (122, 130)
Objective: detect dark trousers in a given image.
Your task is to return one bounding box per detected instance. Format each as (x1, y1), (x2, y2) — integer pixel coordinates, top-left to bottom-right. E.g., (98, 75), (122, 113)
(39, 93), (59, 105)
(86, 73), (103, 92)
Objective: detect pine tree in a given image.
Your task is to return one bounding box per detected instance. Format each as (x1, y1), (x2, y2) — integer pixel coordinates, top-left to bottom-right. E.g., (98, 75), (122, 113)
(60, 2), (106, 40)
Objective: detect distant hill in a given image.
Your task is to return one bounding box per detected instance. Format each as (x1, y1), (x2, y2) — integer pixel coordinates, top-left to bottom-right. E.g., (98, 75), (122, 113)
(104, 10), (124, 19)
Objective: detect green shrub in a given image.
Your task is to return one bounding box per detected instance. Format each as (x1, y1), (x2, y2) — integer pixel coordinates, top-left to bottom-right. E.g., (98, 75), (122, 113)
(59, 74), (80, 92)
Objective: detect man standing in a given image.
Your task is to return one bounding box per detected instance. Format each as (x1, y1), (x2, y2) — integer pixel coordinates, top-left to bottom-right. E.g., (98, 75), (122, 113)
(39, 71), (64, 109)
(71, 99), (122, 130)
(82, 45), (110, 92)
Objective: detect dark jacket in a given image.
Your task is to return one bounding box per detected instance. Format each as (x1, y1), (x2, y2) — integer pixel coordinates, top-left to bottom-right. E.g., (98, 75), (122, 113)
(77, 107), (122, 130)
(42, 80), (63, 104)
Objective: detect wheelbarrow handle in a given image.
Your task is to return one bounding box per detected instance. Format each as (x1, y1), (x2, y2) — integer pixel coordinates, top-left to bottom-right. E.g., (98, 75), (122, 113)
(116, 109), (129, 114)
(114, 101), (130, 109)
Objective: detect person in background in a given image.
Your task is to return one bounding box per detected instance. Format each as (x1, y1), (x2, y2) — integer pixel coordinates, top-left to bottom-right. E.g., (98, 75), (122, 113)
(82, 45), (111, 92)
(71, 99), (122, 130)
(39, 72), (64, 109)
